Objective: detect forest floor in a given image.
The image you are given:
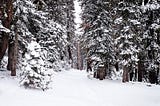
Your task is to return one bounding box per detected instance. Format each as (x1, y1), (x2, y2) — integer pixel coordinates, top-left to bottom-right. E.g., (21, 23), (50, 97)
(0, 69), (160, 106)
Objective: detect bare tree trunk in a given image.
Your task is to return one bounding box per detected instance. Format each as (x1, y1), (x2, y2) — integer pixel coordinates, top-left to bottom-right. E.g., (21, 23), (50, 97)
(122, 66), (129, 83)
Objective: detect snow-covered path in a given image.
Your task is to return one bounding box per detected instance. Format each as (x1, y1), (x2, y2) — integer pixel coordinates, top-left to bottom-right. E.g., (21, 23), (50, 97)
(0, 69), (160, 106)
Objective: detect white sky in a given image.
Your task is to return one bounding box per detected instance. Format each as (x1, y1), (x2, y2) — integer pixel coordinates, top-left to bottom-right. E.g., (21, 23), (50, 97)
(74, 0), (82, 30)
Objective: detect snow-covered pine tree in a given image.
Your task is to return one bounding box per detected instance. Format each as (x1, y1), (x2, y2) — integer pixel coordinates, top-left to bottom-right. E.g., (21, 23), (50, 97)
(13, 0), (68, 90)
(140, 0), (160, 84)
(80, 0), (115, 78)
(45, 0), (76, 69)
(114, 0), (143, 82)
(45, 0), (66, 25)
(20, 41), (52, 90)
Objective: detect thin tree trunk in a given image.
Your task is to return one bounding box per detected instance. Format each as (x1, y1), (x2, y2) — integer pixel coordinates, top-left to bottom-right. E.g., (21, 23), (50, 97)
(68, 45), (73, 61)
(122, 66), (129, 83)
(12, 30), (18, 76)
(7, 30), (18, 76)
(138, 61), (143, 82)
(7, 39), (13, 71)
(77, 42), (82, 70)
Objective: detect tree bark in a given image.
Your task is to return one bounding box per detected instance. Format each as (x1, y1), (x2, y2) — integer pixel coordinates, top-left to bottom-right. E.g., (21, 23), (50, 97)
(138, 61), (143, 82)
(0, 34), (9, 61)
(7, 29), (18, 76)
(122, 66), (129, 83)
(7, 39), (13, 71)
(77, 42), (82, 70)
(0, 0), (15, 76)
(0, 0), (13, 63)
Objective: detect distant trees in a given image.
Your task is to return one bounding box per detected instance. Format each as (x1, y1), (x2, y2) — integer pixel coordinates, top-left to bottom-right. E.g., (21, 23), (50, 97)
(45, 0), (75, 67)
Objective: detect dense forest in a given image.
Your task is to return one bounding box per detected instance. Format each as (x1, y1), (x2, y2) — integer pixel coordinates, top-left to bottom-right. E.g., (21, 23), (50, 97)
(0, 0), (160, 90)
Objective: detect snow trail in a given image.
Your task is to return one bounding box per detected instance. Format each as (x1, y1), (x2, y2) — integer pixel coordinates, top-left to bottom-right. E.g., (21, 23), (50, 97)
(0, 69), (160, 106)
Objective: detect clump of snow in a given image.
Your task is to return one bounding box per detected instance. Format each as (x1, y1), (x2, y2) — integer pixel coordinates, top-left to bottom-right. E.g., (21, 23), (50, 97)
(114, 17), (123, 24)
(130, 19), (141, 25)
(141, 2), (160, 12)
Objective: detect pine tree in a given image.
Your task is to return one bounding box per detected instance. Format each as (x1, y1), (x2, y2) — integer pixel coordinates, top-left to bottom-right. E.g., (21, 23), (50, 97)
(45, 0), (76, 69)
(13, 0), (68, 89)
(80, 0), (117, 79)
(20, 41), (52, 90)
(114, 0), (143, 82)
(140, 0), (160, 84)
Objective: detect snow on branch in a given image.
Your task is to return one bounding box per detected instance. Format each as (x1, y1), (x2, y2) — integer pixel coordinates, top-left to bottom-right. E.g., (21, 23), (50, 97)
(0, 21), (10, 33)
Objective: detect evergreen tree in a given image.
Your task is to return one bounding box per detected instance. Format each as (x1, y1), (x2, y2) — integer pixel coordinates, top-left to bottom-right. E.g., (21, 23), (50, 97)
(45, 0), (76, 68)
(140, 0), (160, 84)
(80, 0), (115, 77)
(114, 0), (142, 82)
(13, 0), (68, 89)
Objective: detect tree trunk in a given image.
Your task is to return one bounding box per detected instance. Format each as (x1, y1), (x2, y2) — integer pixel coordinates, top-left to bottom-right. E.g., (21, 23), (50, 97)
(77, 42), (82, 70)
(115, 62), (119, 72)
(7, 39), (13, 71)
(138, 61), (143, 82)
(122, 66), (129, 83)
(0, 0), (13, 63)
(0, 34), (9, 61)
(149, 71), (156, 84)
(0, 0), (15, 75)
(67, 45), (73, 63)
(7, 30), (18, 76)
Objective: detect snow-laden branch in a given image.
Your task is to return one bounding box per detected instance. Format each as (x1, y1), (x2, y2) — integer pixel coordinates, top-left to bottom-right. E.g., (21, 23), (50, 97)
(0, 21), (10, 33)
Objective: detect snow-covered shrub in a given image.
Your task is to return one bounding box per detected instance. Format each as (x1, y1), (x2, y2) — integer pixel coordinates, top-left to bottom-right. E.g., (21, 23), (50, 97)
(20, 41), (52, 90)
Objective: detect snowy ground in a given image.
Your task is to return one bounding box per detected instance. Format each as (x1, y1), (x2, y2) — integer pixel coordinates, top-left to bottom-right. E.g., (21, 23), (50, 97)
(0, 69), (160, 106)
